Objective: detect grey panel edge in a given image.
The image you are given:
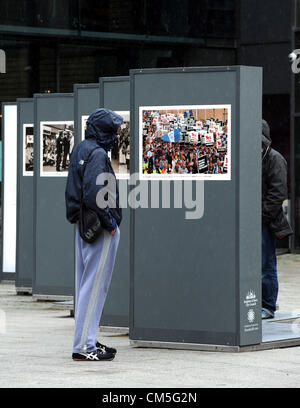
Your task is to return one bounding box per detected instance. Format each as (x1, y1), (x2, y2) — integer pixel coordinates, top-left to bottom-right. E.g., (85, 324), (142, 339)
(235, 67), (241, 345)
(129, 70), (136, 337)
(15, 99), (21, 287)
(32, 95), (38, 294)
(33, 93), (74, 99)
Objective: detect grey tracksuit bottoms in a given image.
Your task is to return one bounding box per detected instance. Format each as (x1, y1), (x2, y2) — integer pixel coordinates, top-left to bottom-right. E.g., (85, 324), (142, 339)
(73, 224), (120, 353)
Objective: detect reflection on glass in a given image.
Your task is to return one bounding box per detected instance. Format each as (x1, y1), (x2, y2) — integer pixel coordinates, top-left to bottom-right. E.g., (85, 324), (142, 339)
(294, 118), (300, 248)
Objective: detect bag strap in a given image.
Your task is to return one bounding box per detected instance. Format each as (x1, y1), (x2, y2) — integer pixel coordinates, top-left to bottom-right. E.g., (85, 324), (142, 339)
(80, 146), (102, 201)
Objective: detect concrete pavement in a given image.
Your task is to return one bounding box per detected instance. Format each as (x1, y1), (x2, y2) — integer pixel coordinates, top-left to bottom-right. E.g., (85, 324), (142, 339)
(0, 254), (300, 388)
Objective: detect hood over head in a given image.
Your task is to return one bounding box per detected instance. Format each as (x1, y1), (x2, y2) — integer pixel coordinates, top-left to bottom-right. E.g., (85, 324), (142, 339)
(262, 119), (271, 151)
(85, 108), (123, 151)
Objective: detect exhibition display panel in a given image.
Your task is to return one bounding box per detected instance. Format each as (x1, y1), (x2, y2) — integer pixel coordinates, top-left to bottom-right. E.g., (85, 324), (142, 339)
(33, 93), (75, 299)
(15, 98), (34, 293)
(129, 66), (263, 349)
(99, 76), (130, 328)
(1, 103), (18, 282)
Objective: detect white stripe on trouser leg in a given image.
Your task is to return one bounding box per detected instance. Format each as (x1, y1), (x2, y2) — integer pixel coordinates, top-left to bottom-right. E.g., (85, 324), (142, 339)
(79, 232), (112, 352)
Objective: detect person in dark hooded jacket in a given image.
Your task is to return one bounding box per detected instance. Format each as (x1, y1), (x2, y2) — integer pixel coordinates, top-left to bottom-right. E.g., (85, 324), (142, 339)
(261, 119), (293, 319)
(65, 108), (123, 361)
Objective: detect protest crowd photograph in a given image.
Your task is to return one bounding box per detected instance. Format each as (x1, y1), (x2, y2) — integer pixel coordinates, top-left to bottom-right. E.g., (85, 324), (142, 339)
(41, 122), (74, 174)
(141, 107), (229, 179)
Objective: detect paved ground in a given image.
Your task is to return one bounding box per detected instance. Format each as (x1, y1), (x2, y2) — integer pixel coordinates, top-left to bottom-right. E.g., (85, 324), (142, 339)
(1, 254), (300, 388)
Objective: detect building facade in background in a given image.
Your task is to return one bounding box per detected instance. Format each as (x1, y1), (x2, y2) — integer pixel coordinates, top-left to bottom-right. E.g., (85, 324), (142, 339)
(1, 0), (300, 251)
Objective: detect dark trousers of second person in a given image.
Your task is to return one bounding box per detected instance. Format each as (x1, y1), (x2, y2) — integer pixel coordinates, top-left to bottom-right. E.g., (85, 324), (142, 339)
(262, 224), (278, 313)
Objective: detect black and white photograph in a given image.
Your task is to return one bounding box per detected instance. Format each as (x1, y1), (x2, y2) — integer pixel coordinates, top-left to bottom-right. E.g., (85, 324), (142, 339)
(111, 111), (130, 178)
(23, 124), (34, 176)
(82, 112), (130, 178)
(139, 105), (231, 180)
(40, 121), (74, 176)
(81, 115), (88, 141)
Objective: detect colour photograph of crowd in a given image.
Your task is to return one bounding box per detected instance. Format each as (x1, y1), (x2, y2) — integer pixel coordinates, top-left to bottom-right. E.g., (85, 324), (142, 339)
(141, 107), (229, 177)
(42, 123), (74, 174)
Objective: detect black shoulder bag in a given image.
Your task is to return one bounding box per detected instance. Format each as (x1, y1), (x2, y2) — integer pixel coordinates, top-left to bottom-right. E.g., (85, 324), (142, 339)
(79, 147), (103, 244)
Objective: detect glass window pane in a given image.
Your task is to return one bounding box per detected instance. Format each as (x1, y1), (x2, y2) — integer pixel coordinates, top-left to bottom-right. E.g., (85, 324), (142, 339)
(294, 117), (300, 248)
(0, 0), (78, 29)
(79, 0), (236, 39)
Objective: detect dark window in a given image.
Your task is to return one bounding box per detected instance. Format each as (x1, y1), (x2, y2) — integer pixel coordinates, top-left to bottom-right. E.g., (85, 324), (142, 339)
(0, 0), (79, 29)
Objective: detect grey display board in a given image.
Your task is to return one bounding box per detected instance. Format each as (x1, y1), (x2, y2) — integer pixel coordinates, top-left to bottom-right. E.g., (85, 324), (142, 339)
(73, 83), (100, 312)
(130, 66), (262, 347)
(1, 102), (18, 282)
(99, 76), (130, 328)
(33, 93), (75, 298)
(74, 83), (100, 143)
(16, 98), (34, 292)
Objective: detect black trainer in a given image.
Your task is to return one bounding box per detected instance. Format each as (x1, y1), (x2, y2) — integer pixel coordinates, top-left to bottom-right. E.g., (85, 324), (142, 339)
(72, 348), (115, 361)
(96, 341), (117, 354)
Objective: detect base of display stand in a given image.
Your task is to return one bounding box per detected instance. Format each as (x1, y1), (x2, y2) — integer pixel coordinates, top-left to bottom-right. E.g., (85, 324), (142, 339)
(130, 312), (300, 353)
(33, 294), (73, 302)
(100, 326), (129, 334)
(16, 287), (32, 295)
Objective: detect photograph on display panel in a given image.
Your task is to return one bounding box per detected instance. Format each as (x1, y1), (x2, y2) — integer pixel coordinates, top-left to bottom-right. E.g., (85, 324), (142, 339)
(81, 115), (88, 141)
(40, 121), (74, 176)
(139, 105), (231, 180)
(23, 124), (34, 176)
(111, 111), (130, 178)
(82, 111), (130, 179)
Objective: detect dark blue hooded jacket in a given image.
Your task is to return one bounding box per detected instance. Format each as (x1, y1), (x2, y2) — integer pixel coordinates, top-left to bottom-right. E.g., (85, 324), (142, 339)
(65, 108), (123, 232)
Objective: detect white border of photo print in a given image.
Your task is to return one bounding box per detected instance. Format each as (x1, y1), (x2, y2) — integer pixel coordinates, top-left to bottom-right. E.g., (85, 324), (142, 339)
(23, 123), (34, 176)
(81, 111), (130, 180)
(139, 104), (231, 181)
(40, 121), (74, 177)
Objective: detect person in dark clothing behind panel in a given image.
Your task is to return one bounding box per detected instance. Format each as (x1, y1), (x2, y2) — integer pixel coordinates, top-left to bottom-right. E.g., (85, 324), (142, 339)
(261, 120), (293, 319)
(65, 108), (123, 361)
(56, 131), (64, 171)
(62, 130), (70, 170)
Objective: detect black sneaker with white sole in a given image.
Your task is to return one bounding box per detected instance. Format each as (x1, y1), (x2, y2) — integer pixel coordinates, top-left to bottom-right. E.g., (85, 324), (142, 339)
(72, 348), (115, 361)
(96, 341), (117, 354)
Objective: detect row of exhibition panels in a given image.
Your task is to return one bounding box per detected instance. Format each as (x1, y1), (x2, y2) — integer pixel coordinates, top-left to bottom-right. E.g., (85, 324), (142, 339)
(1, 66), (276, 350)
(2, 77), (130, 329)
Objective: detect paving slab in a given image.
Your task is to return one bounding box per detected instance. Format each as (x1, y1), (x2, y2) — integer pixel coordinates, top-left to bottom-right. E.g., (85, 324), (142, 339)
(0, 254), (300, 388)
